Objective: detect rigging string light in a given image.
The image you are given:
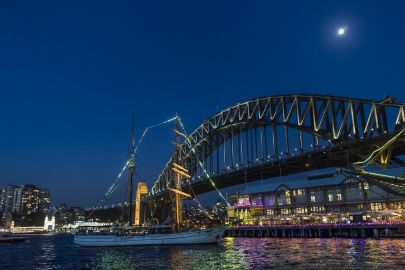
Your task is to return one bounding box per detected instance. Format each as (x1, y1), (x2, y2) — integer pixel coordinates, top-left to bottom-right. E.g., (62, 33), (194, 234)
(105, 115), (178, 199)
(176, 116), (230, 207)
(87, 116), (178, 218)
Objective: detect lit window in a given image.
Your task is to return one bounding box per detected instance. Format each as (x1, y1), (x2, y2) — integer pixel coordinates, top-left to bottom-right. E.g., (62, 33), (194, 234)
(294, 207), (307, 214)
(328, 194), (333, 202)
(371, 202), (385, 211)
(310, 196), (316, 203)
(310, 206), (324, 212)
(297, 189), (303, 196)
(337, 194), (342, 201)
(364, 182), (369, 190)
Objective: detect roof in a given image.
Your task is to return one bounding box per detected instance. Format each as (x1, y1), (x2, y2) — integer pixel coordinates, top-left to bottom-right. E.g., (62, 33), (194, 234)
(239, 171), (347, 195)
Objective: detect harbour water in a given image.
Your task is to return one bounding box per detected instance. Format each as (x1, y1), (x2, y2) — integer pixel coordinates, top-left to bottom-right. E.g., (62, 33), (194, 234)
(0, 235), (404, 269)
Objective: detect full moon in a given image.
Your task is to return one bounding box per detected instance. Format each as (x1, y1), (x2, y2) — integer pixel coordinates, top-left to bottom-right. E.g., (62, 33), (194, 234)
(338, 27), (345, 36)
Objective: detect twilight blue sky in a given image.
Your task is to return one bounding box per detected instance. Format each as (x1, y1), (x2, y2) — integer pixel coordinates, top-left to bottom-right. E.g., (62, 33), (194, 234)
(1, 1), (405, 207)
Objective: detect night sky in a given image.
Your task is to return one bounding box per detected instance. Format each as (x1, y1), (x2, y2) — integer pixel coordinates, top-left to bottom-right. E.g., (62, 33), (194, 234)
(1, 1), (405, 207)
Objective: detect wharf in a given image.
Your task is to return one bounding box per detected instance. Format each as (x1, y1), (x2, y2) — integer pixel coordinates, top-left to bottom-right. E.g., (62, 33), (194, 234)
(0, 235), (27, 244)
(225, 223), (405, 239)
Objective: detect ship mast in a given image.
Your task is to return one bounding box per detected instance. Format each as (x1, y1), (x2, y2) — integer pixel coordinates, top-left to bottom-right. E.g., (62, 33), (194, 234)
(170, 118), (191, 231)
(127, 114), (135, 226)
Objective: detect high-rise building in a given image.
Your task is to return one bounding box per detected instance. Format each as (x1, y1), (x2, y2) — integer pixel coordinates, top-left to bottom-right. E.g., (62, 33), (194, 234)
(20, 184), (38, 214)
(0, 184), (51, 215)
(12, 186), (23, 213)
(39, 188), (51, 213)
(0, 185), (18, 213)
(18, 184), (51, 214)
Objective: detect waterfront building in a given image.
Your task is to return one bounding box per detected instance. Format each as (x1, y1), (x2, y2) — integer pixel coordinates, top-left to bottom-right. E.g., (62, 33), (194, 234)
(227, 171), (405, 225)
(0, 184), (50, 215)
(70, 206), (86, 222)
(14, 184), (51, 214)
(44, 215), (56, 231)
(56, 204), (86, 225)
(10, 215), (56, 233)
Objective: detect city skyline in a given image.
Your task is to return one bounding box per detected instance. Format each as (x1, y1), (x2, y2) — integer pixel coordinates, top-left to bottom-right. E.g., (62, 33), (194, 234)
(0, 2), (404, 269)
(1, 0), (405, 207)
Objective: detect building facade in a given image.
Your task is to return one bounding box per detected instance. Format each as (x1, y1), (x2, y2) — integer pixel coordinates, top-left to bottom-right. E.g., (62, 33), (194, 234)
(228, 173), (405, 225)
(0, 185), (18, 213)
(0, 184), (51, 215)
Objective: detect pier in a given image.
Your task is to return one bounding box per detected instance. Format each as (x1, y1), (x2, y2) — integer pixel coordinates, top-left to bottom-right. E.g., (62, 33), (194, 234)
(225, 223), (405, 239)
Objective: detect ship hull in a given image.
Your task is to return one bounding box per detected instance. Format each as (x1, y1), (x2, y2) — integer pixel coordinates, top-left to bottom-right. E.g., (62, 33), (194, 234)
(74, 227), (224, 247)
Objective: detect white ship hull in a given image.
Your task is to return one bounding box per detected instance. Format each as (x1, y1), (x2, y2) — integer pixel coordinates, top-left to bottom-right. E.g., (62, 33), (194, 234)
(74, 227), (224, 247)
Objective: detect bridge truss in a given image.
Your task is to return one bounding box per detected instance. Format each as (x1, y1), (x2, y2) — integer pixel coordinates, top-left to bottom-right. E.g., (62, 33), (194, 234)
(146, 94), (405, 202)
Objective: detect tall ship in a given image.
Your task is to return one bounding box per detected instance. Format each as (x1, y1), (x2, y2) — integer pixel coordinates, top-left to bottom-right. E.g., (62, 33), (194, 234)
(74, 116), (224, 247)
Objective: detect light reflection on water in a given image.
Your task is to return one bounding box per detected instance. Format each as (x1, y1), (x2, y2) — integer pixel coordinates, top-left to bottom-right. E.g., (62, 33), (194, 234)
(35, 238), (56, 270)
(0, 235), (404, 269)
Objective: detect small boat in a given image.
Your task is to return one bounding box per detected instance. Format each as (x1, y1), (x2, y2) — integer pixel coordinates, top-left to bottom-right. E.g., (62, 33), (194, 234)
(74, 226), (224, 247)
(13, 231), (56, 237)
(0, 234), (28, 244)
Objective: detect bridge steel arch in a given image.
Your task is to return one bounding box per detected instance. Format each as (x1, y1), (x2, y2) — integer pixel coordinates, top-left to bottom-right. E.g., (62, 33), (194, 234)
(147, 94), (405, 201)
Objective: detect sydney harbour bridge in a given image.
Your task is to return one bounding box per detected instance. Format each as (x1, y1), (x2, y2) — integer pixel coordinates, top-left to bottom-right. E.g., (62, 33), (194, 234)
(141, 94), (405, 222)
